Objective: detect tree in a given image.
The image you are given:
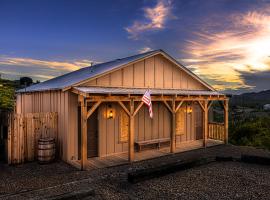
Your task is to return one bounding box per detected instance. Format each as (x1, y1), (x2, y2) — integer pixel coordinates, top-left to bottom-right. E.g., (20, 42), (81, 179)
(20, 77), (33, 87)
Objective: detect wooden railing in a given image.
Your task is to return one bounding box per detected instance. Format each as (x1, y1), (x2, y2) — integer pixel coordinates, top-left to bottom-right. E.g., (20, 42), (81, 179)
(208, 122), (225, 141)
(8, 112), (58, 164)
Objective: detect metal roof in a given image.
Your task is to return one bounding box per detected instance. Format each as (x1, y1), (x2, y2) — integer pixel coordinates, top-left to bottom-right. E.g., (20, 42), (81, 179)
(73, 87), (223, 96)
(17, 49), (215, 93)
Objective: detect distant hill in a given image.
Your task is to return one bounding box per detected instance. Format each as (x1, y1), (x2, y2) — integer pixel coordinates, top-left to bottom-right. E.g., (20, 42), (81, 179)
(230, 89), (270, 108)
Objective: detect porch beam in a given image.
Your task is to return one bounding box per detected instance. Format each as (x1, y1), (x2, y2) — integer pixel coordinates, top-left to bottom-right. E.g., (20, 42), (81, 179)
(203, 100), (208, 148)
(223, 99), (229, 144)
(86, 101), (102, 119)
(175, 100), (184, 113)
(207, 101), (213, 110)
(118, 101), (131, 116)
(163, 100), (173, 113)
(80, 96), (87, 170)
(133, 101), (144, 117)
(85, 96), (227, 102)
(170, 98), (176, 153)
(197, 100), (206, 112)
(129, 99), (135, 162)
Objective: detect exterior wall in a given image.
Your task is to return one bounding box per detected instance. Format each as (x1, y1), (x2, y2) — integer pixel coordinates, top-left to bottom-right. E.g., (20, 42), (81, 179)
(15, 91), (78, 162)
(135, 102), (171, 142)
(98, 103), (129, 157)
(175, 102), (203, 143)
(97, 101), (203, 157)
(81, 54), (208, 90)
(16, 91), (204, 160)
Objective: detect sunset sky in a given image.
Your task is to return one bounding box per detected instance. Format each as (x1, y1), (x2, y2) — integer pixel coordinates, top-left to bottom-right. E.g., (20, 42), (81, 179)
(1, 0), (270, 94)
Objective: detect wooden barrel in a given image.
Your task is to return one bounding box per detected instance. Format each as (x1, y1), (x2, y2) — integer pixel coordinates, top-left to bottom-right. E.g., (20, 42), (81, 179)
(38, 138), (55, 164)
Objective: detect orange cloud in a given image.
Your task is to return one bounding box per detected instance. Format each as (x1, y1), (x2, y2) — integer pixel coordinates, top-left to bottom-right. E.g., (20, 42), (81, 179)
(125, 0), (174, 39)
(181, 8), (270, 91)
(0, 56), (95, 81)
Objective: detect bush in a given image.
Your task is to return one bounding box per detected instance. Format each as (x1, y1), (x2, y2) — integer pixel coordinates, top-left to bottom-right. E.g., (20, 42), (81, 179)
(229, 116), (270, 150)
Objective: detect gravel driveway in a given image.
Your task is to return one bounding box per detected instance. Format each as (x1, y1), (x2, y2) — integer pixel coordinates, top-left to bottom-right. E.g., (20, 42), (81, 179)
(0, 144), (270, 199)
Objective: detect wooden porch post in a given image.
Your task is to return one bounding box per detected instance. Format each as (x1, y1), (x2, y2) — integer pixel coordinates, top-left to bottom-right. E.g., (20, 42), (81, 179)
(80, 96), (87, 170)
(129, 99), (135, 162)
(203, 100), (208, 147)
(224, 99), (229, 144)
(171, 98), (176, 153)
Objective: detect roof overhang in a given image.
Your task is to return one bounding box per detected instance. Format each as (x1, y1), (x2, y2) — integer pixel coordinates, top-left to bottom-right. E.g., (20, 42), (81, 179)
(72, 86), (225, 97)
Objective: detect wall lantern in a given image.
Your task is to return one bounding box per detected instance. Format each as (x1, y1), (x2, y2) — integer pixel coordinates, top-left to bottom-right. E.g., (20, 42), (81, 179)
(187, 106), (193, 114)
(186, 103), (193, 114)
(107, 104), (114, 119)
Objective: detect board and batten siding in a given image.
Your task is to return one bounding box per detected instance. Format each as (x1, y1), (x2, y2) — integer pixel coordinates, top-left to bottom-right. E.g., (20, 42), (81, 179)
(15, 91), (78, 162)
(98, 103), (129, 157)
(80, 55), (208, 90)
(97, 102), (203, 157)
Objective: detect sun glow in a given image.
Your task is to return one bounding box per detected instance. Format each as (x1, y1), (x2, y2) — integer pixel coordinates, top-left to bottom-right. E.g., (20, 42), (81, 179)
(182, 10), (270, 91)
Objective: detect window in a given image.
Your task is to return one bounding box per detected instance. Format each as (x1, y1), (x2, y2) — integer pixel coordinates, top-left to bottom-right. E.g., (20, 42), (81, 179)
(176, 107), (185, 135)
(119, 109), (129, 143)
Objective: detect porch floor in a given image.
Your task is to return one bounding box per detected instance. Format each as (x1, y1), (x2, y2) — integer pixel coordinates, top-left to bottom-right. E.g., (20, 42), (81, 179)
(74, 139), (224, 170)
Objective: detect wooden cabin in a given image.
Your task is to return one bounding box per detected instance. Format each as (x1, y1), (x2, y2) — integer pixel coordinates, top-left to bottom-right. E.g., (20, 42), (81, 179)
(16, 49), (229, 170)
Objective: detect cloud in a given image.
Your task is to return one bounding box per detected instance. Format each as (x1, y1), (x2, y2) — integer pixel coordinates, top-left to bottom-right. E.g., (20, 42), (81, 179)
(138, 47), (153, 53)
(125, 0), (174, 39)
(181, 8), (270, 92)
(0, 56), (94, 81)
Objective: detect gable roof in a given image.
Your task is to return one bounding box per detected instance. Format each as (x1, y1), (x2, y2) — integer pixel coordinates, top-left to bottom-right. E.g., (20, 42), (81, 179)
(17, 49), (215, 93)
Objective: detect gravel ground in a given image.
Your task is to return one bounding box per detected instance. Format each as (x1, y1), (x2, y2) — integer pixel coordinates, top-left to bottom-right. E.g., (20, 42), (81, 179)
(0, 144), (270, 199)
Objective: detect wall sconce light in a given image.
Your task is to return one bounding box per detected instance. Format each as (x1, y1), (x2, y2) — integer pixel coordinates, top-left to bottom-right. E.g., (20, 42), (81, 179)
(187, 106), (193, 114)
(186, 103), (192, 114)
(107, 104), (114, 119)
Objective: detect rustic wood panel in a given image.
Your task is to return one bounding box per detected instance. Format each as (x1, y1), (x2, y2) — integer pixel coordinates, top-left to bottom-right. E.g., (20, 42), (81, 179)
(173, 66), (181, 88)
(110, 70), (122, 86)
(176, 107), (185, 136)
(98, 103), (128, 157)
(79, 54), (209, 90)
(134, 60), (145, 87)
(163, 60), (173, 88)
(8, 112), (58, 164)
(16, 91), (74, 162)
(154, 55), (164, 88)
(123, 65), (134, 87)
(144, 57), (155, 88)
(97, 74), (110, 86)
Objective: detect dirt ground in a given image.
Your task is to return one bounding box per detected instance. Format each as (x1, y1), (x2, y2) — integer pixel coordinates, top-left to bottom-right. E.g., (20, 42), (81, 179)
(0, 144), (270, 199)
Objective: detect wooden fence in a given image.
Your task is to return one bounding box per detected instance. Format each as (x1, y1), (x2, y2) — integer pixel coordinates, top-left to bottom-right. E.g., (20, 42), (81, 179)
(8, 112), (58, 164)
(208, 122), (225, 141)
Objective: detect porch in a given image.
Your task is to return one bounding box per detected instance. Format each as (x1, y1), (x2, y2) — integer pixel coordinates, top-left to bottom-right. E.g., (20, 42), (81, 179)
(72, 87), (229, 170)
(72, 139), (224, 170)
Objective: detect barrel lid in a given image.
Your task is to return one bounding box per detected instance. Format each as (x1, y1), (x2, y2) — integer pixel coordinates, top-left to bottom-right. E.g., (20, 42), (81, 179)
(38, 137), (55, 142)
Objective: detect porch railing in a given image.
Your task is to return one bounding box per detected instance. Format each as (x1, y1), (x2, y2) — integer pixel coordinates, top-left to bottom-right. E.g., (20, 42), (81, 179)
(208, 122), (225, 141)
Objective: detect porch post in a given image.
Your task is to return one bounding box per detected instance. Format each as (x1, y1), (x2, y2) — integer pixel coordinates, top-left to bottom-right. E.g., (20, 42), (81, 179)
(80, 96), (87, 170)
(129, 99), (135, 162)
(170, 98), (176, 153)
(203, 100), (208, 147)
(224, 99), (229, 144)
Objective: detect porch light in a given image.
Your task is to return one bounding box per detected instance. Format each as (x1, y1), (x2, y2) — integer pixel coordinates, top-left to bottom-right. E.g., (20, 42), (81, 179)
(187, 106), (192, 114)
(107, 105), (114, 119)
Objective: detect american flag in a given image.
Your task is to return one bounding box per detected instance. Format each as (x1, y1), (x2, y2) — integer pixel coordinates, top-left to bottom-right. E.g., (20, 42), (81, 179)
(142, 89), (153, 118)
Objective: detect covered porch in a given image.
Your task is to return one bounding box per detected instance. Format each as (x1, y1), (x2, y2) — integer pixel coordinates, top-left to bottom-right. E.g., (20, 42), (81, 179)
(72, 139), (224, 170)
(72, 86), (229, 170)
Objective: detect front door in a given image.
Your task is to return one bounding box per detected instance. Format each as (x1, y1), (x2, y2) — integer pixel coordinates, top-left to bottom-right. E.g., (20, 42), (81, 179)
(194, 104), (203, 140)
(87, 110), (98, 158)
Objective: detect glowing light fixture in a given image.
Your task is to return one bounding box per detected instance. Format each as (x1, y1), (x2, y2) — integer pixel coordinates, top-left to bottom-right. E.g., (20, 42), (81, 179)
(187, 106), (193, 114)
(107, 105), (114, 119)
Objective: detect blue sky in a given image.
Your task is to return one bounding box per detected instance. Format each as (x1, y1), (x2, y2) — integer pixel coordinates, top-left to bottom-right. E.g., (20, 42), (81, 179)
(1, 0), (270, 93)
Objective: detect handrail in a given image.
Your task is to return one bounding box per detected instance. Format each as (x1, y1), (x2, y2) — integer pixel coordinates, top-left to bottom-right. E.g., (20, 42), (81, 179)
(208, 122), (224, 141)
